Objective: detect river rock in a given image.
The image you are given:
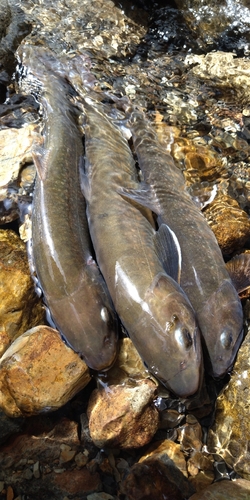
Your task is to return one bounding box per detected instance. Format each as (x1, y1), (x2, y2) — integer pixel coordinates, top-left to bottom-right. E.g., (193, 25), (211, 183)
(188, 478), (250, 500)
(175, 0), (250, 54)
(0, 124), (38, 224)
(185, 52), (250, 102)
(204, 194), (250, 254)
(207, 310), (250, 480)
(0, 325), (91, 417)
(120, 455), (194, 500)
(177, 415), (203, 453)
(87, 378), (159, 449)
(0, 229), (44, 356)
(0, 408), (24, 445)
(139, 439), (188, 477)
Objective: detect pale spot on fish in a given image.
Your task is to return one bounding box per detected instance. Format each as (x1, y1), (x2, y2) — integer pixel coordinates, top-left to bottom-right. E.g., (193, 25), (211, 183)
(115, 261), (150, 314)
(101, 307), (109, 322)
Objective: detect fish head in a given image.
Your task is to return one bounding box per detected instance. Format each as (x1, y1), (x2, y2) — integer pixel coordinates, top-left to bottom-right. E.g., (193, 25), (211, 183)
(198, 280), (243, 378)
(142, 273), (202, 397)
(48, 281), (119, 373)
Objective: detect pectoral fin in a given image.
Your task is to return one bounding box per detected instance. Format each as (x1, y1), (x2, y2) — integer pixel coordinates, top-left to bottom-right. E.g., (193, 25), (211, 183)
(79, 155), (91, 201)
(118, 183), (161, 214)
(226, 252), (250, 297)
(154, 223), (182, 284)
(32, 148), (49, 182)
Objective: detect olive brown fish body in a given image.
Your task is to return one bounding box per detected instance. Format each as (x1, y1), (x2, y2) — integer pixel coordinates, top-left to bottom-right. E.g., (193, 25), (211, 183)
(83, 98), (202, 397)
(125, 109), (243, 378)
(17, 45), (118, 371)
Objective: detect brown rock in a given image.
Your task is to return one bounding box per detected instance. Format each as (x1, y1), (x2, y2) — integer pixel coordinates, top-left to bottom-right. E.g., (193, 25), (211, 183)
(207, 319), (250, 480)
(189, 470), (214, 494)
(189, 478), (250, 499)
(0, 417), (80, 469)
(0, 325), (91, 417)
(87, 379), (159, 449)
(120, 458), (194, 500)
(204, 194), (250, 254)
(139, 439), (188, 478)
(0, 229), (44, 356)
(52, 468), (102, 496)
(177, 415), (203, 452)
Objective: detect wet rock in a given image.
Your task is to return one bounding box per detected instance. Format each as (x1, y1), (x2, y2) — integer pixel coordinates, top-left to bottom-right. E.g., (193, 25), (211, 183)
(185, 52), (250, 102)
(189, 470), (214, 493)
(177, 415), (203, 453)
(139, 439), (188, 478)
(0, 416), (80, 469)
(0, 0), (31, 81)
(204, 194), (250, 254)
(120, 457), (194, 500)
(0, 124), (38, 224)
(0, 325), (91, 417)
(51, 468), (102, 496)
(189, 477), (250, 500)
(207, 315), (250, 479)
(87, 379), (159, 449)
(175, 0), (250, 55)
(0, 408), (24, 445)
(0, 229), (44, 356)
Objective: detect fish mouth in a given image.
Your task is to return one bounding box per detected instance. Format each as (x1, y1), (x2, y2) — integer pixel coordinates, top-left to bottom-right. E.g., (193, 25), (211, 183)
(163, 361), (201, 398)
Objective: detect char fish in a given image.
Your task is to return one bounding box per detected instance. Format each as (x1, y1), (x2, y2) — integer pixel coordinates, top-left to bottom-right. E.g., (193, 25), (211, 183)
(120, 108), (243, 378)
(17, 45), (118, 371)
(82, 97), (202, 397)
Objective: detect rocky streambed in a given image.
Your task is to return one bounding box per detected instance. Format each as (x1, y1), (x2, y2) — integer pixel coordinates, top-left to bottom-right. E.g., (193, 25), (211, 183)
(0, 0), (250, 499)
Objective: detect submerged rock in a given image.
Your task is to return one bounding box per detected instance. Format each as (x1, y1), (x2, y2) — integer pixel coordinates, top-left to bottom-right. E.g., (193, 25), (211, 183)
(0, 229), (44, 356)
(0, 124), (37, 224)
(189, 478), (250, 500)
(204, 194), (250, 254)
(0, 325), (91, 417)
(175, 0), (250, 55)
(120, 455), (194, 500)
(207, 307), (250, 480)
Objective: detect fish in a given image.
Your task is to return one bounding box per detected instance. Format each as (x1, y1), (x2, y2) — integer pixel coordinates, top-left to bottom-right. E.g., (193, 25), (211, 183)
(82, 97), (202, 397)
(17, 45), (118, 371)
(119, 107), (244, 378)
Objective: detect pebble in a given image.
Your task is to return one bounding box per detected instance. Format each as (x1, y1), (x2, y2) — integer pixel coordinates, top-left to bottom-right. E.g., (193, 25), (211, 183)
(6, 486), (14, 500)
(59, 444), (76, 463)
(33, 461), (40, 479)
(87, 494), (114, 500)
(75, 451), (89, 467)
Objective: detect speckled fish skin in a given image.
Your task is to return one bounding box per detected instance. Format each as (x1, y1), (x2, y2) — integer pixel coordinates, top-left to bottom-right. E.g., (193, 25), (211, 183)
(126, 109), (243, 378)
(17, 45), (118, 371)
(83, 98), (202, 397)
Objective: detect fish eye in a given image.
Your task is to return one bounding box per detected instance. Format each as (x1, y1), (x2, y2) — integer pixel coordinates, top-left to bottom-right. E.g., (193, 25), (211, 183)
(175, 327), (193, 350)
(100, 307), (109, 322)
(220, 331), (233, 349)
(182, 329), (193, 349)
